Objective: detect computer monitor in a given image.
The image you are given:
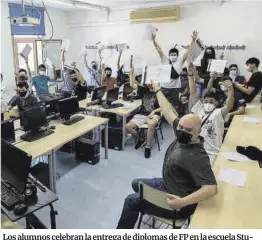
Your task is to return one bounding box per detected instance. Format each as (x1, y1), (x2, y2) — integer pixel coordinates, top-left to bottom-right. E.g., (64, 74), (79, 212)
(44, 98), (60, 116)
(1, 139), (32, 193)
(20, 106), (48, 133)
(1, 119), (15, 143)
(107, 87), (119, 105)
(91, 86), (107, 102)
(1, 113), (4, 121)
(123, 83), (133, 100)
(59, 96), (79, 120)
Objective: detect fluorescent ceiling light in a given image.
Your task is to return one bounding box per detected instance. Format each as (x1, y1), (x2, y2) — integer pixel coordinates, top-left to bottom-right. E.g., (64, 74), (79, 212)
(46, 0), (109, 11)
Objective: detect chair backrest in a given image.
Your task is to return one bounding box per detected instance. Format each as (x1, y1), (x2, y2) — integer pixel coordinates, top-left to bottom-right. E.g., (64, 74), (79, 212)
(139, 181), (173, 211)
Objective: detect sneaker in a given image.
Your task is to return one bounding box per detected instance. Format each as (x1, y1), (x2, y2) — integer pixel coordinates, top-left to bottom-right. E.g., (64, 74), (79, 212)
(144, 147), (151, 159)
(135, 138), (146, 150)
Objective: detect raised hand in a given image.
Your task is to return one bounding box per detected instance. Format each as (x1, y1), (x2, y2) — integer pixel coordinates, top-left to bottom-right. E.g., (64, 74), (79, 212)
(191, 30), (199, 41)
(220, 80), (233, 90)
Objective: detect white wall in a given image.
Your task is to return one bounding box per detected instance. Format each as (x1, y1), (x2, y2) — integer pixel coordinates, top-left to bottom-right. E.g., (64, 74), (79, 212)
(0, 1), (69, 87)
(67, 1), (262, 78)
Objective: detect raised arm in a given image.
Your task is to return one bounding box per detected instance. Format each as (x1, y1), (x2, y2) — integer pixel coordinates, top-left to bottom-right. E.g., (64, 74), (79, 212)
(152, 34), (164, 60)
(220, 80), (234, 118)
(206, 72), (217, 92)
(153, 83), (178, 125)
(183, 30), (199, 63)
(83, 53), (92, 73)
(188, 63), (199, 105)
(117, 51), (122, 71)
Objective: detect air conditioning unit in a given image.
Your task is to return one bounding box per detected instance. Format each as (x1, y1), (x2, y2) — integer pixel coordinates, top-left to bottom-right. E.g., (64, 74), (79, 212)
(130, 7), (180, 24)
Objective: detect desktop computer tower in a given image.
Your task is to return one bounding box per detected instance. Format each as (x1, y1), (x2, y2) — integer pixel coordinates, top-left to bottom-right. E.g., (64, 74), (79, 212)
(75, 137), (100, 165)
(102, 125), (123, 151)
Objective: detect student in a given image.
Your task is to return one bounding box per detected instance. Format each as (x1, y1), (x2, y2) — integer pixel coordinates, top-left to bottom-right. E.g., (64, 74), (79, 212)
(207, 75), (246, 125)
(117, 87), (217, 229)
(228, 64), (246, 84)
(17, 55), (32, 89)
(70, 70), (88, 101)
(234, 58), (262, 103)
(188, 64), (234, 165)
(32, 64), (57, 102)
(83, 53), (100, 88)
(152, 31), (199, 109)
(126, 85), (161, 159)
(102, 67), (117, 90)
(8, 82), (38, 112)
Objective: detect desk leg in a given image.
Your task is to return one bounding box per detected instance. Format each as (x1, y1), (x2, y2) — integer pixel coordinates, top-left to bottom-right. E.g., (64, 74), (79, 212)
(122, 115), (126, 150)
(104, 123), (108, 159)
(48, 151), (57, 193)
(50, 204), (58, 229)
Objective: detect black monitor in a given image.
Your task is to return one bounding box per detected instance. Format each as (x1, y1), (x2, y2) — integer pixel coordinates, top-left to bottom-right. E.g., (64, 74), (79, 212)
(91, 86), (107, 102)
(1, 139), (32, 193)
(1, 119), (15, 143)
(20, 106), (48, 133)
(107, 87), (119, 105)
(123, 83), (133, 100)
(59, 96), (79, 120)
(1, 113), (4, 121)
(44, 98), (60, 116)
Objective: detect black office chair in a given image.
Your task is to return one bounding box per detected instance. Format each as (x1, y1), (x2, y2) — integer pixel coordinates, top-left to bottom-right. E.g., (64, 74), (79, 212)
(138, 118), (164, 151)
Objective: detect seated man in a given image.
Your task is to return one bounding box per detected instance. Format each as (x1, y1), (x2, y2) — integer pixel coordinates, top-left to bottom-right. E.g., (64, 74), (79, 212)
(228, 64), (246, 84)
(188, 64), (234, 166)
(102, 67), (117, 90)
(233, 57), (262, 103)
(117, 87), (217, 229)
(32, 64), (57, 102)
(70, 69), (88, 101)
(8, 82), (38, 112)
(207, 74), (246, 126)
(126, 85), (161, 159)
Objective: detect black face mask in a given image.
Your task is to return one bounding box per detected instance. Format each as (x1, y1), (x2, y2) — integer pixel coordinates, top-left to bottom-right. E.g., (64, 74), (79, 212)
(176, 129), (193, 144)
(19, 91), (27, 97)
(106, 74), (112, 78)
(181, 74), (188, 79)
(71, 78), (78, 82)
(92, 65), (97, 70)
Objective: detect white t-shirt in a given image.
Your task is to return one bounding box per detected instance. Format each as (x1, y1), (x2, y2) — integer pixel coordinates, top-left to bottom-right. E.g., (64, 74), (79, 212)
(161, 56), (183, 89)
(191, 100), (225, 157)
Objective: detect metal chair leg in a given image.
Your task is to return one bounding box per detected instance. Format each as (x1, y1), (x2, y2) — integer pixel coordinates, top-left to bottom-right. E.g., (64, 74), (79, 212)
(152, 217), (156, 229)
(137, 213), (143, 229)
(155, 132), (160, 151)
(159, 127), (164, 140)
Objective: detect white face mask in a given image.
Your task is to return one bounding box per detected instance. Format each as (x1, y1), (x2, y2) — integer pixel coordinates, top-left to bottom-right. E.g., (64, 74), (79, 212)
(169, 55), (178, 63)
(204, 103), (215, 113)
(229, 70), (237, 76)
(246, 65), (252, 72)
(220, 85), (228, 92)
(39, 70), (46, 76)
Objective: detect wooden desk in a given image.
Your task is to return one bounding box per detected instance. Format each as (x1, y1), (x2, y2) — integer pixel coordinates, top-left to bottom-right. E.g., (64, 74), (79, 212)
(189, 99), (262, 229)
(14, 115), (109, 193)
(79, 98), (142, 150)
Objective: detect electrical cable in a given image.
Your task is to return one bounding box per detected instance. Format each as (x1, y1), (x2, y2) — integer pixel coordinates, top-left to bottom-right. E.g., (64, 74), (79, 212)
(41, 0), (54, 41)
(30, 0), (42, 39)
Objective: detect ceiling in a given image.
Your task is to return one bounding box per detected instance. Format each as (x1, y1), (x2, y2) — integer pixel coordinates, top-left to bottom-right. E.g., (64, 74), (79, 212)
(5, 0), (219, 11)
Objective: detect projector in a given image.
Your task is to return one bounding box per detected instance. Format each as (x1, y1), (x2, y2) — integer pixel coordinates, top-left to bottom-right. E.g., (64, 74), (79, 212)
(11, 16), (40, 26)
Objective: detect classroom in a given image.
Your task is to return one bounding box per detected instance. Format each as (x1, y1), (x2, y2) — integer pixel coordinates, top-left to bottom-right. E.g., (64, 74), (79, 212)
(1, 0), (262, 231)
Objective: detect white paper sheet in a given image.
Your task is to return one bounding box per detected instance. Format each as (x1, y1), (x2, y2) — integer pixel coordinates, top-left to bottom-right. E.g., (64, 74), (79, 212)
(116, 43), (128, 52)
(207, 59), (227, 73)
(79, 47), (87, 57)
(242, 117), (261, 124)
(133, 55), (146, 69)
(143, 24), (159, 41)
(144, 65), (172, 85)
(20, 43), (32, 59)
(187, 38), (205, 63)
(217, 168), (247, 187)
(221, 152), (250, 162)
(44, 57), (53, 68)
(193, 49), (205, 67)
(61, 39), (70, 52)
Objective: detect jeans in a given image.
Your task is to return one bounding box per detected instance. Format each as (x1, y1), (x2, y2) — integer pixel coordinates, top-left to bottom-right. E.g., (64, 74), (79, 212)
(161, 88), (180, 109)
(116, 178), (197, 229)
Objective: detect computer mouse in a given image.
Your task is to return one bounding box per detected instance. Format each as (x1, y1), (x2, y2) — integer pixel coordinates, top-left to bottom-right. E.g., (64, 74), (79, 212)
(50, 126), (56, 130)
(14, 203), (28, 215)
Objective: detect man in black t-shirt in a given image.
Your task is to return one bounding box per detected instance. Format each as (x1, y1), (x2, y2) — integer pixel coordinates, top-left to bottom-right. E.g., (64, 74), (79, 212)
(126, 85), (161, 159)
(117, 87), (217, 229)
(8, 82), (38, 114)
(234, 58), (262, 103)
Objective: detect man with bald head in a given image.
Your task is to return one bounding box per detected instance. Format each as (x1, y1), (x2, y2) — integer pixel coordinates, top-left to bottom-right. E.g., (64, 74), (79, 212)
(117, 86), (217, 229)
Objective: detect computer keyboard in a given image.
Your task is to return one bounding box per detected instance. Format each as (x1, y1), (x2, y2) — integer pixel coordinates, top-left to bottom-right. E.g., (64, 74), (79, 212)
(102, 103), (124, 109)
(63, 115), (85, 126)
(1, 181), (23, 210)
(20, 129), (54, 142)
